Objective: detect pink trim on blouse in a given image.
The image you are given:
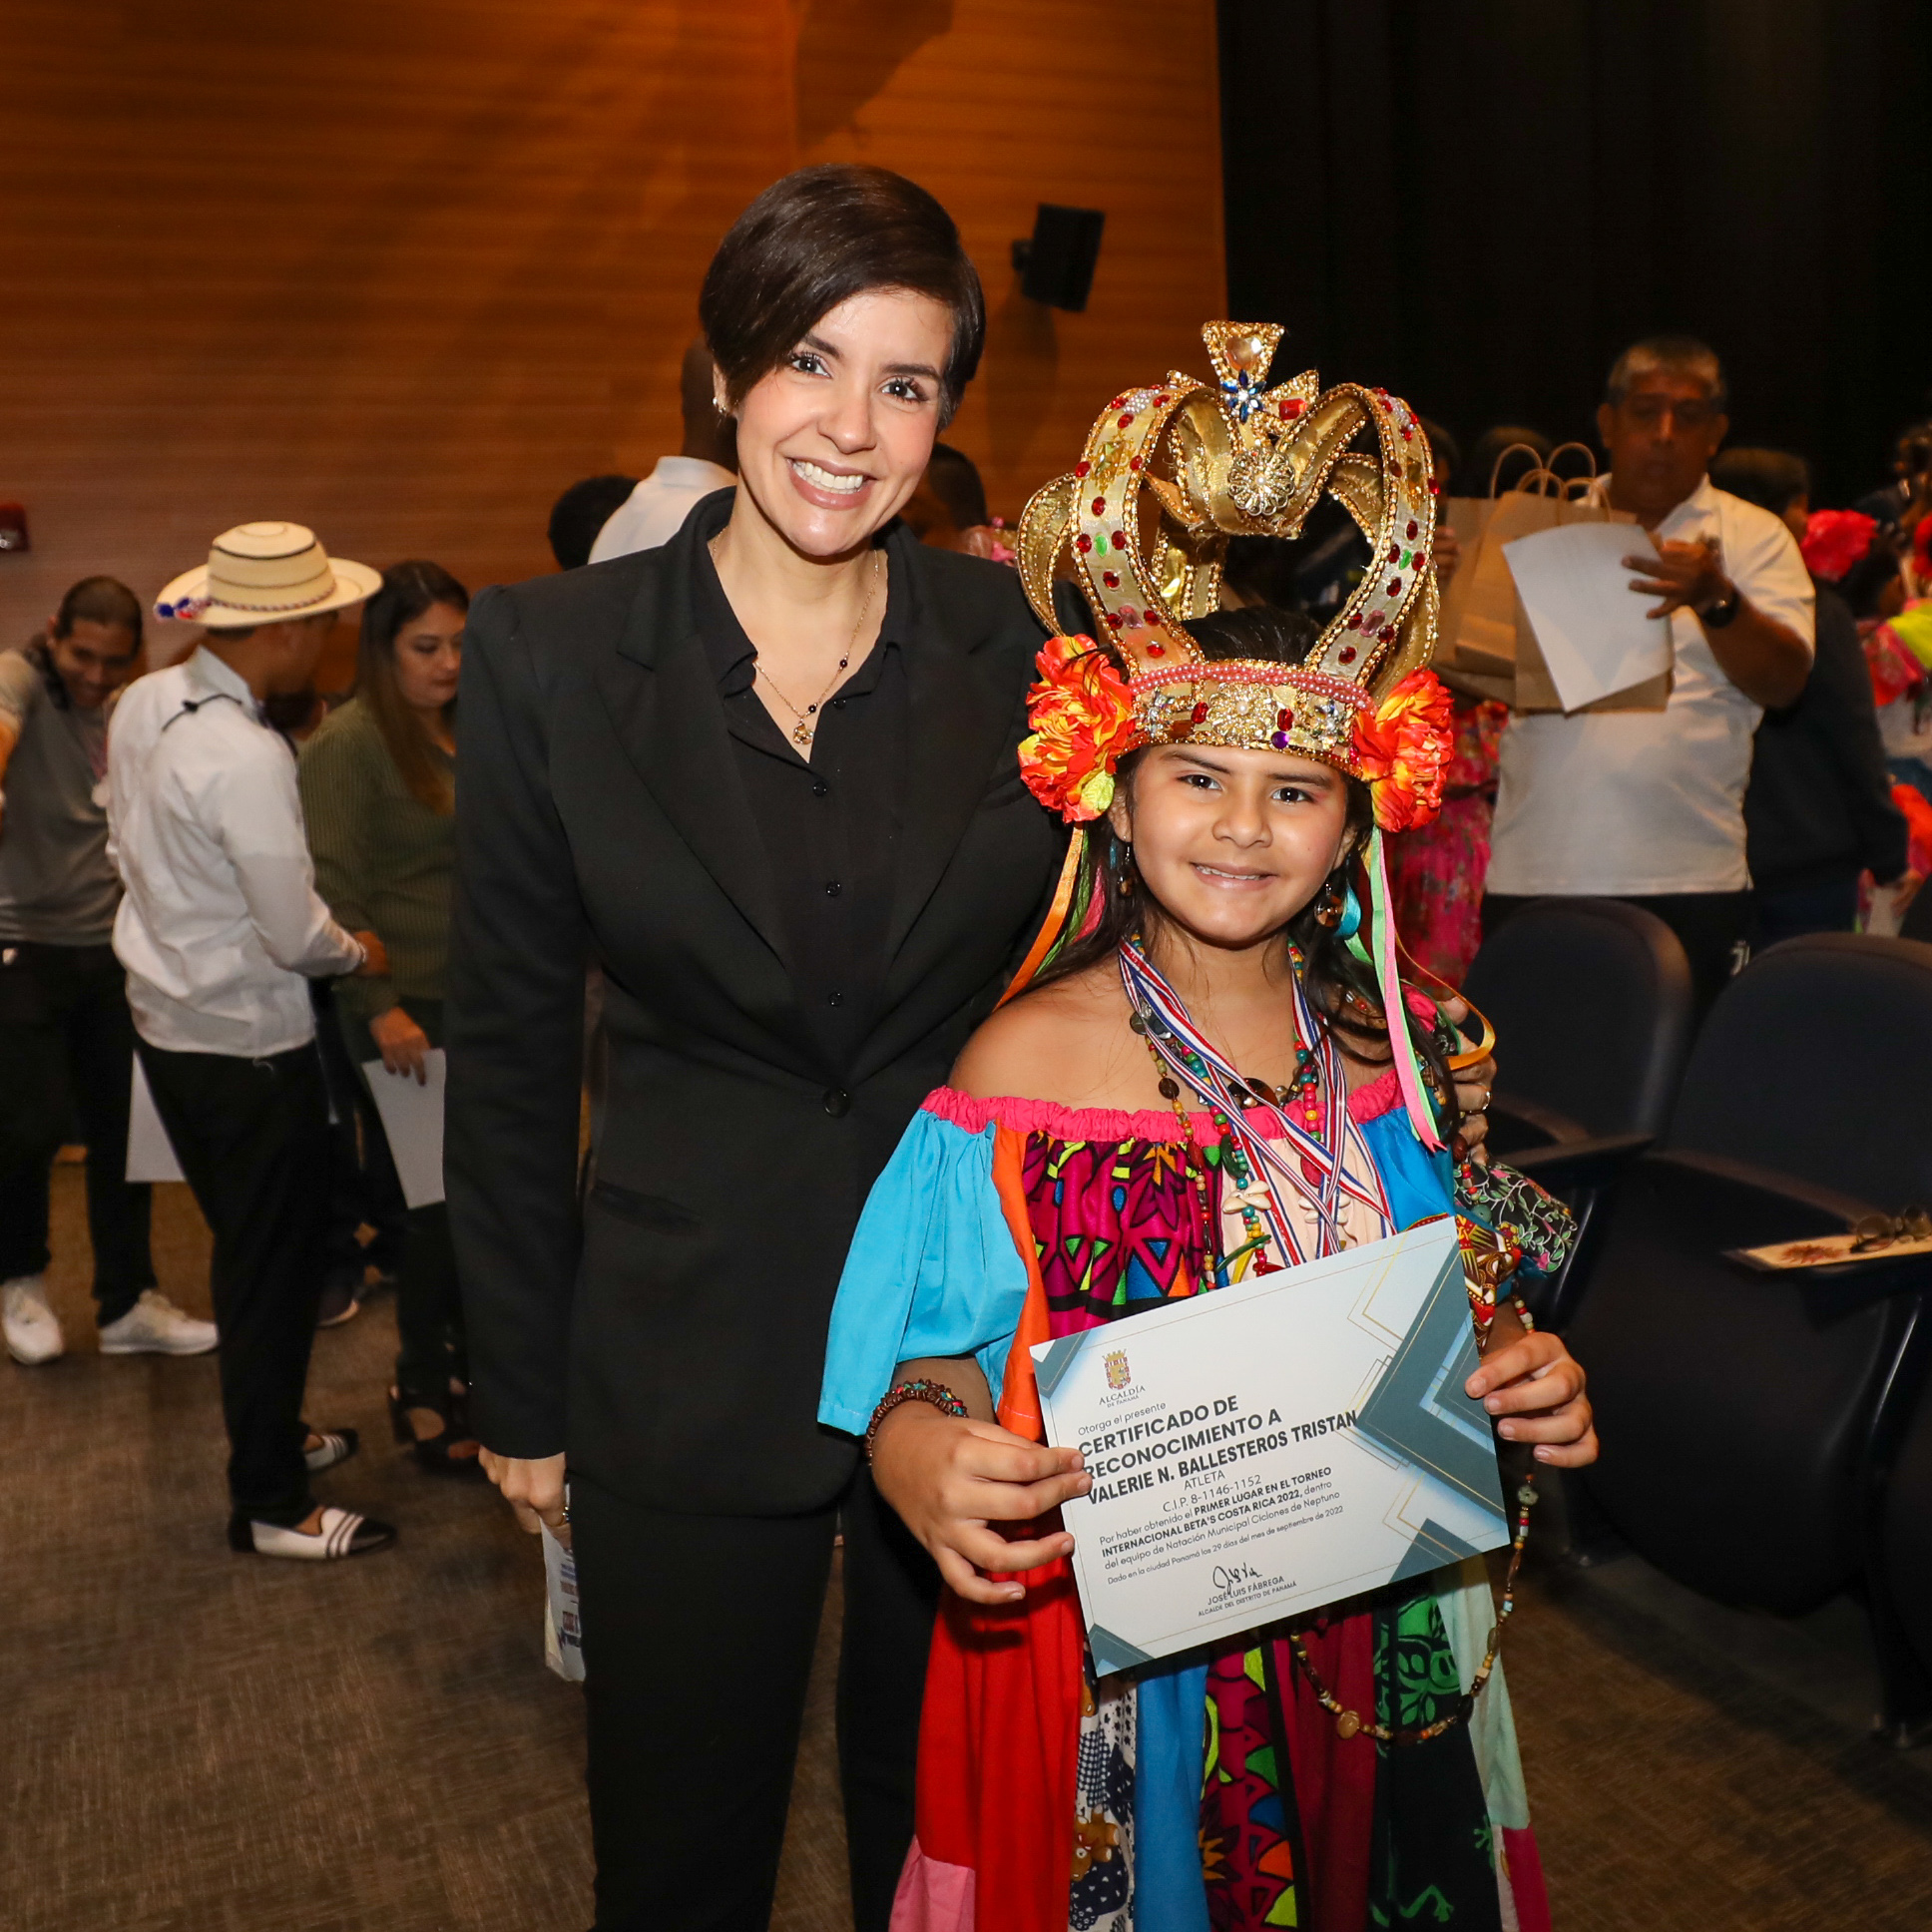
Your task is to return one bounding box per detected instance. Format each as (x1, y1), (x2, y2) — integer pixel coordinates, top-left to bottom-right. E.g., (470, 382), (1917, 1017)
(923, 1070), (1402, 1142)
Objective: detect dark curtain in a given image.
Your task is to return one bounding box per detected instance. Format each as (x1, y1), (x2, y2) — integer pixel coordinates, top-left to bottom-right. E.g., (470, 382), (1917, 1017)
(1218, 0), (1932, 502)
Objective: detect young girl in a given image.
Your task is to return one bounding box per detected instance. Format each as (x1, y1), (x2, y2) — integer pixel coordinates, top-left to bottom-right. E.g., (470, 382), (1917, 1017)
(820, 591), (1597, 1931)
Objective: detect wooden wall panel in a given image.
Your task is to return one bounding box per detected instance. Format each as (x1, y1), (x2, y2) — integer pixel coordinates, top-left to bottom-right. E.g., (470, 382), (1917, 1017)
(0, 0), (1219, 654)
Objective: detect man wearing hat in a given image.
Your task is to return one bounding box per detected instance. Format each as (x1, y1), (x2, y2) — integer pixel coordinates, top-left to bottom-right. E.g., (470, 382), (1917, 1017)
(110, 523), (397, 1560)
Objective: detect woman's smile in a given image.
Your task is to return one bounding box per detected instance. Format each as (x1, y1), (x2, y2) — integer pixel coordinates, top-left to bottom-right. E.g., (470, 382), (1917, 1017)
(786, 455), (875, 508)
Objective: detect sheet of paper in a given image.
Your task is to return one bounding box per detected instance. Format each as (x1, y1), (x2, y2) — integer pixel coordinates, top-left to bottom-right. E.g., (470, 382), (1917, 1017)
(1032, 1219), (1508, 1676)
(1502, 521), (1672, 712)
(127, 1056), (185, 1184)
(361, 1048), (447, 1208)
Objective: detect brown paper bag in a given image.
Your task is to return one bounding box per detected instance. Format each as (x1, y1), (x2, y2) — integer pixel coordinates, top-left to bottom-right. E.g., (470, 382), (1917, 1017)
(1435, 443), (1672, 713)
(1436, 442), (1584, 684)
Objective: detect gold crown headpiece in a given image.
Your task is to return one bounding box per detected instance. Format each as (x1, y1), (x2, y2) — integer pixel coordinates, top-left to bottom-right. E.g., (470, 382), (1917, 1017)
(1015, 322), (1452, 832)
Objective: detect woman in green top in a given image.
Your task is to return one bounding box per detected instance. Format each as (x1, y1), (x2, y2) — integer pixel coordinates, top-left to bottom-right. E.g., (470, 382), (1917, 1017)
(299, 562), (476, 1473)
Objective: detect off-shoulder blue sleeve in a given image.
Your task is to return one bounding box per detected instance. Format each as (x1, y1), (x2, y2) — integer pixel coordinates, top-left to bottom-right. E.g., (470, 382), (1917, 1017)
(817, 1111), (1031, 1437)
(1360, 1110), (1455, 1228)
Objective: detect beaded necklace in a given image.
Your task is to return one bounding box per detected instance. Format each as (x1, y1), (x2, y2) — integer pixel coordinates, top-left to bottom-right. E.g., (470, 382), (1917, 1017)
(1117, 935), (1534, 1745)
(1118, 939), (1391, 1272)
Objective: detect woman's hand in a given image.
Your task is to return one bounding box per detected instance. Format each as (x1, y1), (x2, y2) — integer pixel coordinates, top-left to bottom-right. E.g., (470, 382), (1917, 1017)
(480, 1449), (570, 1536)
(1465, 1330), (1597, 1467)
(369, 1004), (433, 1083)
(1438, 992), (1496, 1162)
(869, 1401), (1093, 1605)
(351, 929), (392, 979)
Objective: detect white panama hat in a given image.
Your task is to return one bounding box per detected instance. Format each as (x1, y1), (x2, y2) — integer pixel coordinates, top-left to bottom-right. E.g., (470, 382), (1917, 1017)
(154, 522), (381, 628)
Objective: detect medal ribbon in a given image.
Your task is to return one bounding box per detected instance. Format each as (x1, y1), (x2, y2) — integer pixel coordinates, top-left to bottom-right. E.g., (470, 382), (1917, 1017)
(1119, 941), (1393, 1266)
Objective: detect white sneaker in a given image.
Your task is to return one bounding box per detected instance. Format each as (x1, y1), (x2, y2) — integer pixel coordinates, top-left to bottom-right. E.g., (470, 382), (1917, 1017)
(98, 1289), (219, 1356)
(3, 1275), (65, 1365)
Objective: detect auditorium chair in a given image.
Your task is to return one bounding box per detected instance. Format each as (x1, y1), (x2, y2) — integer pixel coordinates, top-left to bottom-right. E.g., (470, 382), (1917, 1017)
(1461, 898), (1695, 1328)
(1568, 934), (1932, 1744)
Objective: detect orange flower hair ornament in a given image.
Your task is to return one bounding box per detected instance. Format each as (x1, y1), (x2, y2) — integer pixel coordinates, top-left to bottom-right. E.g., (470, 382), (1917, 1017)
(1017, 634), (1141, 822)
(1020, 641), (1455, 836)
(1352, 669), (1455, 832)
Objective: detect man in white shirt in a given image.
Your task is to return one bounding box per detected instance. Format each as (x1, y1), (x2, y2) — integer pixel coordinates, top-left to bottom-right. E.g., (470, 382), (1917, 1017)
(586, 338), (737, 563)
(112, 521), (397, 1562)
(1485, 336), (1815, 1014)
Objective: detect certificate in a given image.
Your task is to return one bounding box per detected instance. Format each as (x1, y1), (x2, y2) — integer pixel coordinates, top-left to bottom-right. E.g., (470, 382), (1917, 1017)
(1031, 1218), (1509, 1676)
(361, 1049), (447, 1208)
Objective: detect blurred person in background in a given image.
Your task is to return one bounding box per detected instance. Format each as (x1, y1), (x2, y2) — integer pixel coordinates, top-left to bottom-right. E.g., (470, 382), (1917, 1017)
(0, 579), (213, 1364)
(1864, 512), (1932, 800)
(1853, 418), (1932, 554)
(549, 474), (638, 572)
(1387, 419), (1508, 985)
(1485, 336), (1815, 1017)
(588, 339), (738, 564)
(1710, 449), (1914, 943)
(117, 522), (395, 1561)
(300, 562), (479, 1474)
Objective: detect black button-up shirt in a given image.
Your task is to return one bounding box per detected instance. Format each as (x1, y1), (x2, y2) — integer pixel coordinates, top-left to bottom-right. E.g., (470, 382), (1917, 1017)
(692, 531), (910, 1072)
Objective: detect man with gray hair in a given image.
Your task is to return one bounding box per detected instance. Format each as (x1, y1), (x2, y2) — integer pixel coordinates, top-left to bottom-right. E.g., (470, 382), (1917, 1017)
(1483, 334), (1816, 1015)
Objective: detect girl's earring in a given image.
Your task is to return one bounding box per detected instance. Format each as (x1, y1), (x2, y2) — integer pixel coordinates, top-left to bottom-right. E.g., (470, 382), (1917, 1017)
(1118, 840), (1136, 899)
(1338, 882), (1362, 941)
(1315, 881), (1343, 929)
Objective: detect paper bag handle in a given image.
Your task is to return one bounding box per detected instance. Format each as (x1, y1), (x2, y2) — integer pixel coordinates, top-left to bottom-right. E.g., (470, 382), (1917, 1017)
(1487, 442), (1552, 498)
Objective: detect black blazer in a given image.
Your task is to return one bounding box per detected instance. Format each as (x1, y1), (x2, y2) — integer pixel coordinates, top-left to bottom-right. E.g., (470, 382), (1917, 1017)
(446, 503), (1066, 1514)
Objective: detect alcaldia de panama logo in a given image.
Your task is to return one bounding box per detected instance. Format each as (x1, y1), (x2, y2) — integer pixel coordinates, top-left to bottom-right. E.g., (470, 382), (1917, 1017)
(1104, 1349), (1132, 1391)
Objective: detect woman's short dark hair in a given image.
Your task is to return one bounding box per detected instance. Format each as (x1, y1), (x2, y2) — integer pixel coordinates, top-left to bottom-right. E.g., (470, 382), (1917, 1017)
(701, 165), (985, 426)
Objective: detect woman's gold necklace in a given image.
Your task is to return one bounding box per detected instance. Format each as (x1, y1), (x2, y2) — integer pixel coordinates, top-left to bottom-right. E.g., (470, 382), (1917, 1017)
(755, 552), (883, 748)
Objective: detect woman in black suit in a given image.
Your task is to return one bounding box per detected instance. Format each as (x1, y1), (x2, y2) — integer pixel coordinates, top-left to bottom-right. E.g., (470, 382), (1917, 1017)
(446, 166), (1074, 1932)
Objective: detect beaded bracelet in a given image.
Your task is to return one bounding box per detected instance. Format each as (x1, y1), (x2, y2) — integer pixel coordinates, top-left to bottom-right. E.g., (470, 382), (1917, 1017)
(865, 1378), (969, 1461)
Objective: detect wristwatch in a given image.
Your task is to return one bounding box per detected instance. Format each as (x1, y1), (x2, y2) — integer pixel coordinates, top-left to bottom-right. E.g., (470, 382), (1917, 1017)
(1699, 582), (1742, 629)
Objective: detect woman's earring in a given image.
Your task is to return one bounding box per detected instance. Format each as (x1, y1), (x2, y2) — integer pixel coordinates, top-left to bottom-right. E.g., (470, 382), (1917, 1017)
(1315, 881), (1343, 928)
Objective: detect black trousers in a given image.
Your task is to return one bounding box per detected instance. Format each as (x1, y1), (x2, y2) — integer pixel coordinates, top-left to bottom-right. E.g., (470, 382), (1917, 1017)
(338, 995), (466, 1402)
(1482, 889), (1752, 1024)
(0, 941), (155, 1318)
(136, 1038), (330, 1525)
(571, 1466), (940, 1932)
(314, 981), (409, 1288)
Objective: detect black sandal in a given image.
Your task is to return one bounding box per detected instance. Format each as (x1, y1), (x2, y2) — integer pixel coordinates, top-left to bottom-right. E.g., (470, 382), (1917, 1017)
(387, 1386), (485, 1478)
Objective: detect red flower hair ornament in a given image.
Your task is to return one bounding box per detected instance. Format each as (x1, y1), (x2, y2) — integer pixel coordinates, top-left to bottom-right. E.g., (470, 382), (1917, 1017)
(1018, 634), (1141, 822)
(1800, 508), (1881, 583)
(1352, 670), (1454, 832)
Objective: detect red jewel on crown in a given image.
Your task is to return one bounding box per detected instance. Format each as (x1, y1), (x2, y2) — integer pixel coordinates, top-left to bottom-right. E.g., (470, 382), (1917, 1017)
(1406, 519), (1418, 539)
(1191, 702), (1208, 724)
(1339, 646), (1357, 664)
(1280, 398), (1304, 419)
(1075, 460), (1091, 478)
(1118, 413), (1136, 428)
(1387, 578), (1402, 596)
(1148, 641), (1166, 657)
(1076, 534), (1093, 553)
(1092, 496), (1107, 516)
(1103, 571), (1121, 588)
(1275, 707), (1293, 730)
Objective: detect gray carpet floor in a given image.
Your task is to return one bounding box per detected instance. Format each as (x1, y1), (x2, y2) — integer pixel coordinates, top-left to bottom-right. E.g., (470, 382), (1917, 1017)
(5, 1167), (1931, 1930)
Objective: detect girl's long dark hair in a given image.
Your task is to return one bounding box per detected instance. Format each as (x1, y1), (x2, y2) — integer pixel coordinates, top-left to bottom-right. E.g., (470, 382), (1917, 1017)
(357, 560), (468, 813)
(1033, 605), (1458, 1132)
